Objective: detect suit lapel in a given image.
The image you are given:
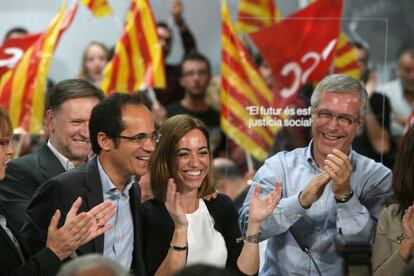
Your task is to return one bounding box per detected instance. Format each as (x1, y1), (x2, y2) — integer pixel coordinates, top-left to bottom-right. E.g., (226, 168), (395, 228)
(38, 144), (66, 180)
(0, 206), (28, 262)
(130, 182), (147, 275)
(85, 159), (105, 254)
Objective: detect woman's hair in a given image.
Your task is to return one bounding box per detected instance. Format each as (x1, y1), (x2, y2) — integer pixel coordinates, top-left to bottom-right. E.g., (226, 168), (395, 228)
(0, 107), (13, 137)
(392, 126), (414, 217)
(150, 114), (215, 202)
(78, 41), (109, 80)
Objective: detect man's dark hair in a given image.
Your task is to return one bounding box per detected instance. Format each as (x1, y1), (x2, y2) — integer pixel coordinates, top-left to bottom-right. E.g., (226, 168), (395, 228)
(180, 51), (211, 77)
(156, 21), (172, 32)
(89, 92), (149, 154)
(4, 27), (28, 40)
(47, 79), (105, 111)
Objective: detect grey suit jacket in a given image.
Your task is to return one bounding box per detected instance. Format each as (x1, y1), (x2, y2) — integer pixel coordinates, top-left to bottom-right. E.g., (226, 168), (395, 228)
(372, 203), (409, 276)
(0, 144), (65, 229)
(22, 158), (147, 276)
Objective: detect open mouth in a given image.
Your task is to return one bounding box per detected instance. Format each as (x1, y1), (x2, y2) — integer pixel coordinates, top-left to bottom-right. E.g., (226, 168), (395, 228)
(184, 170), (202, 177)
(137, 156), (150, 162)
(73, 138), (90, 144)
(322, 132), (343, 141)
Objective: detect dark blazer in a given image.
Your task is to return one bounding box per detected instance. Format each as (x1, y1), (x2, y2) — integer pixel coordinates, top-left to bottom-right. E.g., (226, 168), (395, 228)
(142, 194), (243, 276)
(0, 204), (61, 276)
(22, 158), (146, 276)
(0, 144), (65, 229)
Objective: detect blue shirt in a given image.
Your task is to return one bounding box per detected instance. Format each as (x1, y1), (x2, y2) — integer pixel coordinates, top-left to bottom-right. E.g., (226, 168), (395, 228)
(240, 141), (392, 276)
(97, 158), (134, 269)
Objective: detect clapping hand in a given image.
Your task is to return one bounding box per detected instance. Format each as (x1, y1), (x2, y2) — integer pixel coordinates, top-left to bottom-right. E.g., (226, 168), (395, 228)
(165, 178), (188, 229)
(248, 182), (282, 224)
(400, 204), (414, 261)
(324, 149), (352, 198)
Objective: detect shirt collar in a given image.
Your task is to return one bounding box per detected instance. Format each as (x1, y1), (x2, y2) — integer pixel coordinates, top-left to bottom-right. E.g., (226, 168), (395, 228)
(47, 140), (75, 171)
(97, 157), (135, 197)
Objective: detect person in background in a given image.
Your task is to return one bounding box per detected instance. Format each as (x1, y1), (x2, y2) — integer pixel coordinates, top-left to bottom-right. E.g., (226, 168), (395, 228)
(0, 107), (115, 275)
(155, 0), (197, 106)
(377, 43), (414, 140)
(166, 52), (225, 157)
(78, 41), (109, 87)
(143, 114), (281, 275)
(352, 42), (396, 169)
(372, 126), (414, 275)
(213, 157), (250, 211)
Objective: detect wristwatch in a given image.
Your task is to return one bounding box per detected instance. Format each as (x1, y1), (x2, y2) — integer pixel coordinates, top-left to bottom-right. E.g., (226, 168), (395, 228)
(335, 190), (354, 203)
(237, 232), (262, 244)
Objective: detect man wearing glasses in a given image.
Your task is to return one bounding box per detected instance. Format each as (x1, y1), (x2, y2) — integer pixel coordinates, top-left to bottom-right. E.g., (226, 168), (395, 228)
(22, 93), (157, 275)
(240, 74), (392, 275)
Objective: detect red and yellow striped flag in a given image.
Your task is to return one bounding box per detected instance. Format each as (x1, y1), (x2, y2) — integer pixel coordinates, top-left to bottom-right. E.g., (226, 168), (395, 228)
(80, 0), (112, 17)
(333, 33), (362, 79)
(101, 0), (165, 94)
(236, 0), (281, 33)
(0, 4), (77, 134)
(221, 1), (283, 161)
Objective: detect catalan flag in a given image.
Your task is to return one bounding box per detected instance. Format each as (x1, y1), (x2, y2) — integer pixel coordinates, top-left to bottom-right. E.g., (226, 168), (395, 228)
(236, 0), (280, 33)
(101, 0), (165, 94)
(80, 0), (112, 17)
(221, 1), (283, 161)
(333, 33), (362, 79)
(0, 4), (77, 134)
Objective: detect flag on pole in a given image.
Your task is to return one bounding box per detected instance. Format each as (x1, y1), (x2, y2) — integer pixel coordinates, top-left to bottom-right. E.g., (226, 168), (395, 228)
(236, 0), (281, 33)
(0, 33), (41, 78)
(80, 0), (112, 17)
(101, 0), (166, 94)
(249, 0), (343, 109)
(333, 33), (362, 79)
(221, 0), (284, 161)
(0, 4), (78, 134)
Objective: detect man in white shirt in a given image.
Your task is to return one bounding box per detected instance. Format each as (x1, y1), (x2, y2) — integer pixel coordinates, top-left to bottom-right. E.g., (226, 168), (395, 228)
(377, 44), (414, 139)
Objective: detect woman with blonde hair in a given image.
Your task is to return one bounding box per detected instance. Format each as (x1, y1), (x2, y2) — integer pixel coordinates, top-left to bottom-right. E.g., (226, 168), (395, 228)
(78, 41), (109, 86)
(143, 114), (281, 275)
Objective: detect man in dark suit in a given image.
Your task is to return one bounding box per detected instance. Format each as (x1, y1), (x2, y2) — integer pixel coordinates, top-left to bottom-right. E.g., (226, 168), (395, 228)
(0, 79), (104, 229)
(0, 106), (115, 276)
(23, 93), (156, 275)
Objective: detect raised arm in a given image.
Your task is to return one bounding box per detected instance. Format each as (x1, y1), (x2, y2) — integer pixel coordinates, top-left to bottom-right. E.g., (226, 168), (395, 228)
(237, 183), (282, 275)
(155, 179), (188, 276)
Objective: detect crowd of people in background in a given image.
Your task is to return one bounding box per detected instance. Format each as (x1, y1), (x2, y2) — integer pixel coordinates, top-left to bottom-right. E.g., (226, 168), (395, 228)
(1, 0), (414, 275)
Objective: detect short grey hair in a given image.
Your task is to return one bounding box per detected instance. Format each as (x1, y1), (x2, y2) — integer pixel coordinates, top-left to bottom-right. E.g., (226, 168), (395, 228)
(57, 254), (131, 276)
(310, 74), (368, 118)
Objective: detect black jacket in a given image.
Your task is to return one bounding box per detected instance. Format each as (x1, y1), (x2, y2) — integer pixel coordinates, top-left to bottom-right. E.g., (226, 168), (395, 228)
(142, 194), (243, 275)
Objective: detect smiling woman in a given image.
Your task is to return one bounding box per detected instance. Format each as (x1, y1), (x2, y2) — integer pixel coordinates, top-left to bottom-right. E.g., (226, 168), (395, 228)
(142, 114), (282, 276)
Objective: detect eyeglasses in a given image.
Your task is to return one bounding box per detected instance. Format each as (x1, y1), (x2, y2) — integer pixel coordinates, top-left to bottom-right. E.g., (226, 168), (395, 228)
(115, 132), (161, 144)
(313, 108), (360, 127)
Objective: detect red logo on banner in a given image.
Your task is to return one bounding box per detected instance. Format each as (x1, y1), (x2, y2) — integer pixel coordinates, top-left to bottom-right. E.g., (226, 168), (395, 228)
(249, 0), (343, 108)
(0, 33), (41, 77)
